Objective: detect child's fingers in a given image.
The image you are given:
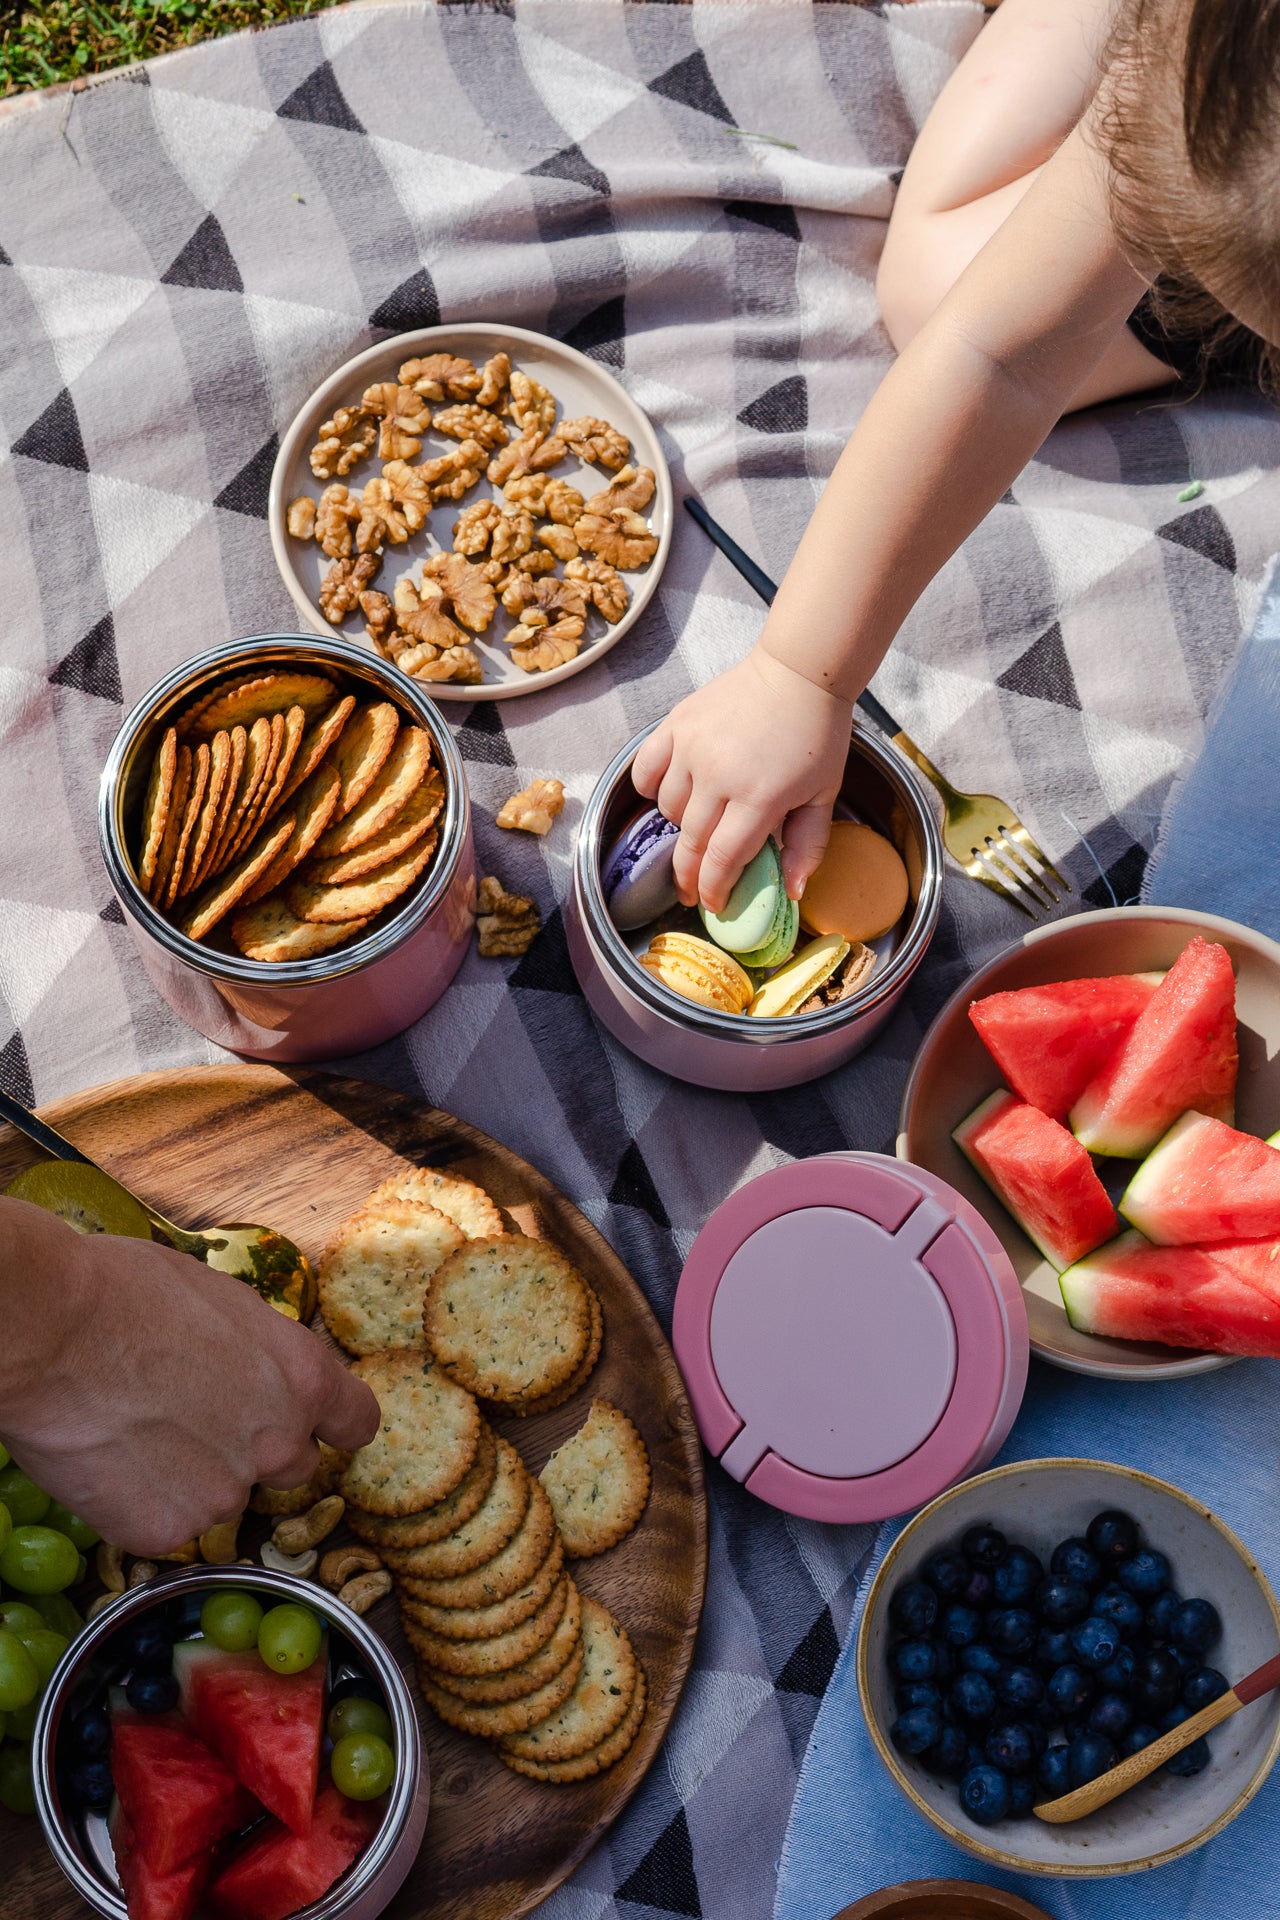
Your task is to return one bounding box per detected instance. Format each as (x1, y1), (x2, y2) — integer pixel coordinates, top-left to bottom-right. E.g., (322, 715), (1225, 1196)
(655, 760), (693, 832)
(631, 723), (672, 799)
(671, 794), (726, 907)
(696, 801), (775, 914)
(779, 799), (835, 902)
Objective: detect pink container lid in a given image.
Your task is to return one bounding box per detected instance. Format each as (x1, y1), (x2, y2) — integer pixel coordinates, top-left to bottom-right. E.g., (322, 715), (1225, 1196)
(672, 1153), (1029, 1523)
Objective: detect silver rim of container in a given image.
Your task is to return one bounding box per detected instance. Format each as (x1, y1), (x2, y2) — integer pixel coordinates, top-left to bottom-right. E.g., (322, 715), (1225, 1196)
(32, 1563), (423, 1919)
(574, 719), (944, 1044)
(98, 634), (471, 987)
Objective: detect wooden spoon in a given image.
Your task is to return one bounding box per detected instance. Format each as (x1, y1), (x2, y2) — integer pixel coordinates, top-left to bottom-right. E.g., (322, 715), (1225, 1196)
(1034, 1651), (1280, 1823)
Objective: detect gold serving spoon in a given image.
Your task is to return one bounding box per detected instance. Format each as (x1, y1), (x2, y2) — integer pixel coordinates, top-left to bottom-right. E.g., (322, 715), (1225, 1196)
(0, 1086), (316, 1323)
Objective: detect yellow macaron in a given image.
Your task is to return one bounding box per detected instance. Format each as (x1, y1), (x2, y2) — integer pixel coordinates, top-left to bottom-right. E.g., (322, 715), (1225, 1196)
(748, 934), (851, 1019)
(639, 932), (753, 1014)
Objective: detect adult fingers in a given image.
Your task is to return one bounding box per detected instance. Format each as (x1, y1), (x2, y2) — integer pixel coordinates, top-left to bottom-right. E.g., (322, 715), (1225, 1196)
(696, 802), (773, 914)
(671, 794), (726, 907)
(255, 1433), (322, 1494)
(315, 1368), (381, 1453)
(780, 799), (835, 901)
(631, 723), (672, 799)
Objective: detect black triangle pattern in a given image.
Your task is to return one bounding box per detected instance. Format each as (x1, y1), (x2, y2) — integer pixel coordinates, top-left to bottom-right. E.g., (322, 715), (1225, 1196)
(616, 1808), (701, 1916)
(49, 614), (122, 704)
(527, 141), (611, 199)
(162, 214), (243, 295)
(507, 906), (580, 997)
(0, 242), (11, 267)
(215, 436), (279, 519)
(737, 374), (807, 436)
(13, 388), (88, 472)
(776, 1607), (839, 1696)
(1157, 504), (1237, 572)
(724, 198), (801, 243)
(277, 60), (365, 135)
(99, 898), (126, 926)
(561, 296), (625, 368)
(455, 701), (514, 768)
(0, 1030), (34, 1108)
(608, 1140), (672, 1228)
(1083, 839), (1148, 910)
(648, 48), (735, 126)
(370, 267), (440, 334)
(997, 621), (1081, 710)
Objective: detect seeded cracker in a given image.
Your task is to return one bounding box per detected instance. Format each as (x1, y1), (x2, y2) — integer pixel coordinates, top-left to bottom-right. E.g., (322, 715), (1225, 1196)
(137, 727), (177, 895)
(423, 1578), (583, 1704)
(423, 1235), (591, 1406)
(346, 1425), (497, 1551)
(502, 1664), (647, 1783)
(516, 1285), (602, 1417)
(397, 1478), (555, 1608)
(278, 694), (356, 806)
(313, 726), (432, 855)
(318, 1198), (465, 1356)
(341, 1350), (481, 1516)
(499, 1598), (636, 1764)
(239, 763), (343, 906)
(398, 1534), (562, 1640)
(179, 669), (336, 736)
(231, 895), (372, 963)
(287, 829), (439, 926)
(328, 702), (399, 817)
(307, 778), (441, 886)
(379, 1433), (527, 1576)
(363, 1164), (503, 1241)
(539, 1400), (650, 1557)
(417, 1633), (584, 1738)
(179, 814), (297, 943)
(399, 1575), (569, 1678)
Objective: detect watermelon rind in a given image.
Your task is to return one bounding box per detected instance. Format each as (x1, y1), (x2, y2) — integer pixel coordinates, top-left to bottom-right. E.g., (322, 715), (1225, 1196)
(954, 1088), (1118, 1271)
(1059, 1230), (1151, 1333)
(1060, 1230), (1280, 1356)
(1120, 1112), (1207, 1240)
(1122, 1111), (1280, 1244)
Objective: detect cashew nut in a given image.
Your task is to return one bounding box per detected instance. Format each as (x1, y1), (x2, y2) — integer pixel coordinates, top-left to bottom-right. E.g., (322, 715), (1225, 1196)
(336, 1569), (392, 1615)
(87, 1591), (124, 1622)
(272, 1496), (345, 1557)
(95, 1543), (126, 1594)
(199, 1519), (241, 1565)
(157, 1539), (200, 1565)
(319, 1545), (382, 1591)
(260, 1541), (318, 1579)
(127, 1560), (159, 1589)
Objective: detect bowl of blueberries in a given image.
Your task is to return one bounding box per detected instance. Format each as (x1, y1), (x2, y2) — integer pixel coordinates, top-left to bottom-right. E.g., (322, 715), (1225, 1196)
(857, 1457), (1280, 1875)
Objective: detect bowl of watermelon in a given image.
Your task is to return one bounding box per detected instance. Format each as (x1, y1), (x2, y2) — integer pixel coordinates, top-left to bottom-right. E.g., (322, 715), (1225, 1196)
(898, 907), (1280, 1378)
(31, 1563), (429, 1920)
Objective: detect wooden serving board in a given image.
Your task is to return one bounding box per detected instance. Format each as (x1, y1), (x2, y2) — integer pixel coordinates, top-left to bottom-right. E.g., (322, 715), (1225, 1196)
(0, 1065), (707, 1920)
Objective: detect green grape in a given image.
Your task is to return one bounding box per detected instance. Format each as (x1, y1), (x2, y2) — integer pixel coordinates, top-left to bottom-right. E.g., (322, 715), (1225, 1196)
(0, 1602), (46, 1637)
(257, 1603), (322, 1675)
(42, 1503), (100, 1551)
(0, 1630), (39, 1713)
(16, 1629), (67, 1689)
(6, 1696), (39, 1741)
(0, 1443), (9, 1471)
(201, 1591), (264, 1653)
(30, 1592), (83, 1639)
(0, 1467), (50, 1529)
(0, 1503), (11, 1559)
(330, 1732), (394, 1801)
(327, 1696), (394, 1747)
(0, 1743), (35, 1814)
(0, 1526), (80, 1595)
(74, 1554), (88, 1586)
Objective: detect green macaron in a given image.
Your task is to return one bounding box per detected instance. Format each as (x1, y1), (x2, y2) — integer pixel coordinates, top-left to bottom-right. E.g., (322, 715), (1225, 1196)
(700, 839), (798, 970)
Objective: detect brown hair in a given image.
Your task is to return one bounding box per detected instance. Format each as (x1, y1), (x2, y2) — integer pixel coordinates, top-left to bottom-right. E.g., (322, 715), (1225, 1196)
(1097, 0), (1280, 391)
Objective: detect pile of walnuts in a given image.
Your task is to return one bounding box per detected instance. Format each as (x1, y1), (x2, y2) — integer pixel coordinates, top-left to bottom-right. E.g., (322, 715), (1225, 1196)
(286, 351), (659, 685)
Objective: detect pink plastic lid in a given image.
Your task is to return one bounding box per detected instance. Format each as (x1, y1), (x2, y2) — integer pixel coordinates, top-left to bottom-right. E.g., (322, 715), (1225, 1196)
(672, 1153), (1029, 1523)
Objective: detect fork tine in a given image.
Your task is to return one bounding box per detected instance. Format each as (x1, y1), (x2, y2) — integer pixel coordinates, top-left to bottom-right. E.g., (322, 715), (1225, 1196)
(963, 850), (1035, 917)
(1002, 821), (1070, 893)
(994, 831), (1061, 906)
(982, 839), (1055, 914)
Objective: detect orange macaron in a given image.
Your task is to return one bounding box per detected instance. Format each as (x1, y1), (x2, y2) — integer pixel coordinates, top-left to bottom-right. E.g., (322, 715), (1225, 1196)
(799, 821), (910, 944)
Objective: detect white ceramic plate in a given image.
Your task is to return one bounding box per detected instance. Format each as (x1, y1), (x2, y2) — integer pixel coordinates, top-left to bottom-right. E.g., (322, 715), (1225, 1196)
(268, 323), (673, 702)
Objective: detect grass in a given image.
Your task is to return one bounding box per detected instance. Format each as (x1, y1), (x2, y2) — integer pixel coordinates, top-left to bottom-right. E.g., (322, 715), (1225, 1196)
(1, 0), (346, 98)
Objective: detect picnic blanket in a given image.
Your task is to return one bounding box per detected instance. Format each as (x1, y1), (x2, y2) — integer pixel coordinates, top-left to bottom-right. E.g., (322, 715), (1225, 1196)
(3, 3), (1280, 1914)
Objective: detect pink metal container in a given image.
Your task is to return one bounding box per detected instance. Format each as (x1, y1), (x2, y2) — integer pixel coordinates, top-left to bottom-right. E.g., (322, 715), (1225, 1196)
(673, 1153), (1029, 1522)
(98, 635), (474, 1062)
(566, 722), (942, 1091)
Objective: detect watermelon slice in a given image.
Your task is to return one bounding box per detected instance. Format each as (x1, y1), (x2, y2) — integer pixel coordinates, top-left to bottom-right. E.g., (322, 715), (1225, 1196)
(205, 1779), (382, 1920)
(969, 972), (1164, 1121)
(1060, 1230), (1280, 1356)
(954, 1089), (1118, 1270)
(110, 1805), (211, 1920)
(110, 1708), (257, 1878)
(173, 1640), (326, 1836)
(1069, 936), (1237, 1156)
(1121, 1112), (1280, 1244)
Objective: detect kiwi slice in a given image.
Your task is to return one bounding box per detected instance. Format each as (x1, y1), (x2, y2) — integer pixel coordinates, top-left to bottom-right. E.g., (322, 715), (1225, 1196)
(4, 1161), (154, 1239)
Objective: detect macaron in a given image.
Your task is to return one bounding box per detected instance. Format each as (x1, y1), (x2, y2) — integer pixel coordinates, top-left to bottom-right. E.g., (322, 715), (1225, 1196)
(639, 932), (753, 1014)
(602, 807), (680, 931)
(748, 934), (851, 1019)
(700, 839), (797, 969)
(799, 821), (909, 944)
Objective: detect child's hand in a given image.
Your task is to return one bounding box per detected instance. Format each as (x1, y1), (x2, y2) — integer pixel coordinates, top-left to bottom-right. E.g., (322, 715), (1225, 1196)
(632, 649), (852, 914)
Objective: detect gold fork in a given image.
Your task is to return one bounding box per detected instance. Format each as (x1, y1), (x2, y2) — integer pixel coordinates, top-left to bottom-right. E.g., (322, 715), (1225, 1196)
(684, 498), (1070, 917)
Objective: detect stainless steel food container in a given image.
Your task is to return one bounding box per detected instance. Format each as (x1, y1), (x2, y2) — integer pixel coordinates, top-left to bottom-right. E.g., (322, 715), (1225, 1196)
(33, 1563), (430, 1920)
(567, 721), (943, 1091)
(99, 635), (474, 1062)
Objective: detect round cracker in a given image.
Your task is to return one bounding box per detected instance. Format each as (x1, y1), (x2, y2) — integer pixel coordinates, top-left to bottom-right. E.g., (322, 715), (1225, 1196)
(397, 1478), (554, 1609)
(397, 1533), (563, 1640)
(240, 762), (343, 906)
(327, 701), (399, 817)
(341, 1349), (481, 1516)
(418, 1632), (584, 1738)
(278, 694), (356, 806)
(230, 893), (371, 962)
(180, 669), (336, 736)
(423, 1236), (591, 1406)
(380, 1433), (527, 1577)
(179, 812), (297, 942)
(195, 723), (247, 886)
(318, 1198), (465, 1357)
(364, 1164), (503, 1241)
(539, 1400), (650, 1559)
(208, 715), (273, 876)
(313, 727), (433, 855)
(137, 727), (178, 895)
(502, 1663), (646, 1782)
(347, 1425), (497, 1550)
(149, 744), (192, 905)
(307, 771), (443, 884)
(162, 738), (210, 909)
(286, 829), (439, 925)
(235, 703), (306, 854)
(223, 710), (285, 866)
(249, 1443), (349, 1516)
(515, 1285), (602, 1417)
(179, 729), (233, 897)
(498, 1597), (636, 1763)
(399, 1574), (569, 1678)
(421, 1578), (583, 1704)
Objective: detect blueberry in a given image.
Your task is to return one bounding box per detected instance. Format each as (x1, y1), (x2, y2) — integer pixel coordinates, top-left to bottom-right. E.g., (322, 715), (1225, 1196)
(1123, 1722), (1161, 1756)
(1171, 1598), (1222, 1656)
(1034, 1696), (1066, 1731)
(987, 1609), (1036, 1657)
(890, 1639), (941, 1683)
(941, 1604), (983, 1649)
(1037, 1744), (1072, 1797)
(931, 1641), (954, 1682)
(891, 1707), (944, 1756)
(1036, 1580), (1092, 1628)
(895, 1680), (943, 1715)
(63, 1759), (113, 1812)
(993, 1547), (1044, 1607)
(1071, 1616), (1122, 1671)
(125, 1671), (179, 1716)
(1047, 1663), (1095, 1718)
(960, 1763), (1012, 1825)
(1007, 1774), (1037, 1817)
(997, 1665), (1044, 1712)
(119, 1615), (173, 1673)
(1035, 1626), (1075, 1672)
(960, 1568), (995, 1611)
(1183, 1666), (1229, 1712)
(1164, 1735), (1212, 1778)
(1088, 1692), (1134, 1741)
(1133, 1648), (1183, 1716)
(949, 1673), (997, 1726)
(1097, 1645), (1137, 1694)
(962, 1525), (1008, 1569)
(890, 1581), (939, 1637)
(1118, 1550), (1172, 1601)
(1086, 1510), (1139, 1566)
(1068, 1731), (1118, 1790)
(1145, 1591), (1182, 1643)
(1093, 1585), (1145, 1640)
(922, 1548), (968, 1599)
(958, 1644), (1006, 1682)
(1051, 1537), (1103, 1590)
(328, 1674), (384, 1706)
(1161, 1702), (1192, 1733)
(922, 1723), (970, 1780)
(67, 1706), (111, 1760)
(986, 1721), (1037, 1775)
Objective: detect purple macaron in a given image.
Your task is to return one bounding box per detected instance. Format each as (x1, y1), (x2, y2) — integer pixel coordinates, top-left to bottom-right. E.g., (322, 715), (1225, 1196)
(602, 806), (681, 931)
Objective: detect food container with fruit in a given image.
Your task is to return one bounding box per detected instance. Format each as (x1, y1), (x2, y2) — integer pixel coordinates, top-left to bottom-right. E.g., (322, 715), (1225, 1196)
(98, 634), (473, 1061)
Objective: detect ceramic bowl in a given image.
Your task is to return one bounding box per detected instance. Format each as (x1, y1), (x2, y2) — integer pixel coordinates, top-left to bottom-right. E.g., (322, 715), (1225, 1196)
(858, 1457), (1280, 1876)
(897, 906), (1280, 1379)
(832, 1883), (1052, 1920)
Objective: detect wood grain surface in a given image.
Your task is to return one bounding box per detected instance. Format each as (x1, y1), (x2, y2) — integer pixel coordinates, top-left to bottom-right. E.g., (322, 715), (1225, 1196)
(0, 1064), (707, 1920)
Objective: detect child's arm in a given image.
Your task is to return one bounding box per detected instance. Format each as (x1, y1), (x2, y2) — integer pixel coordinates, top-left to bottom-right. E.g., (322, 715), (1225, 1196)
(634, 117), (1152, 913)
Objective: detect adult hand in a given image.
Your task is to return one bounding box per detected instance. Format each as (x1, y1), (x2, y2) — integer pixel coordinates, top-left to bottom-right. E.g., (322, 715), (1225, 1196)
(0, 1197), (378, 1556)
(632, 649), (852, 913)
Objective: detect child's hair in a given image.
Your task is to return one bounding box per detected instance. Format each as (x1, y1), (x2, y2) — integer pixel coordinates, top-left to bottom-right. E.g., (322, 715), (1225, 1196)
(1097, 0), (1280, 391)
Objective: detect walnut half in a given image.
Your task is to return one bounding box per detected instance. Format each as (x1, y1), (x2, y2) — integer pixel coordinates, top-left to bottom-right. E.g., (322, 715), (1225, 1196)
(319, 554), (380, 624)
(496, 778), (566, 836)
(309, 406), (376, 480)
(476, 875), (541, 956)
